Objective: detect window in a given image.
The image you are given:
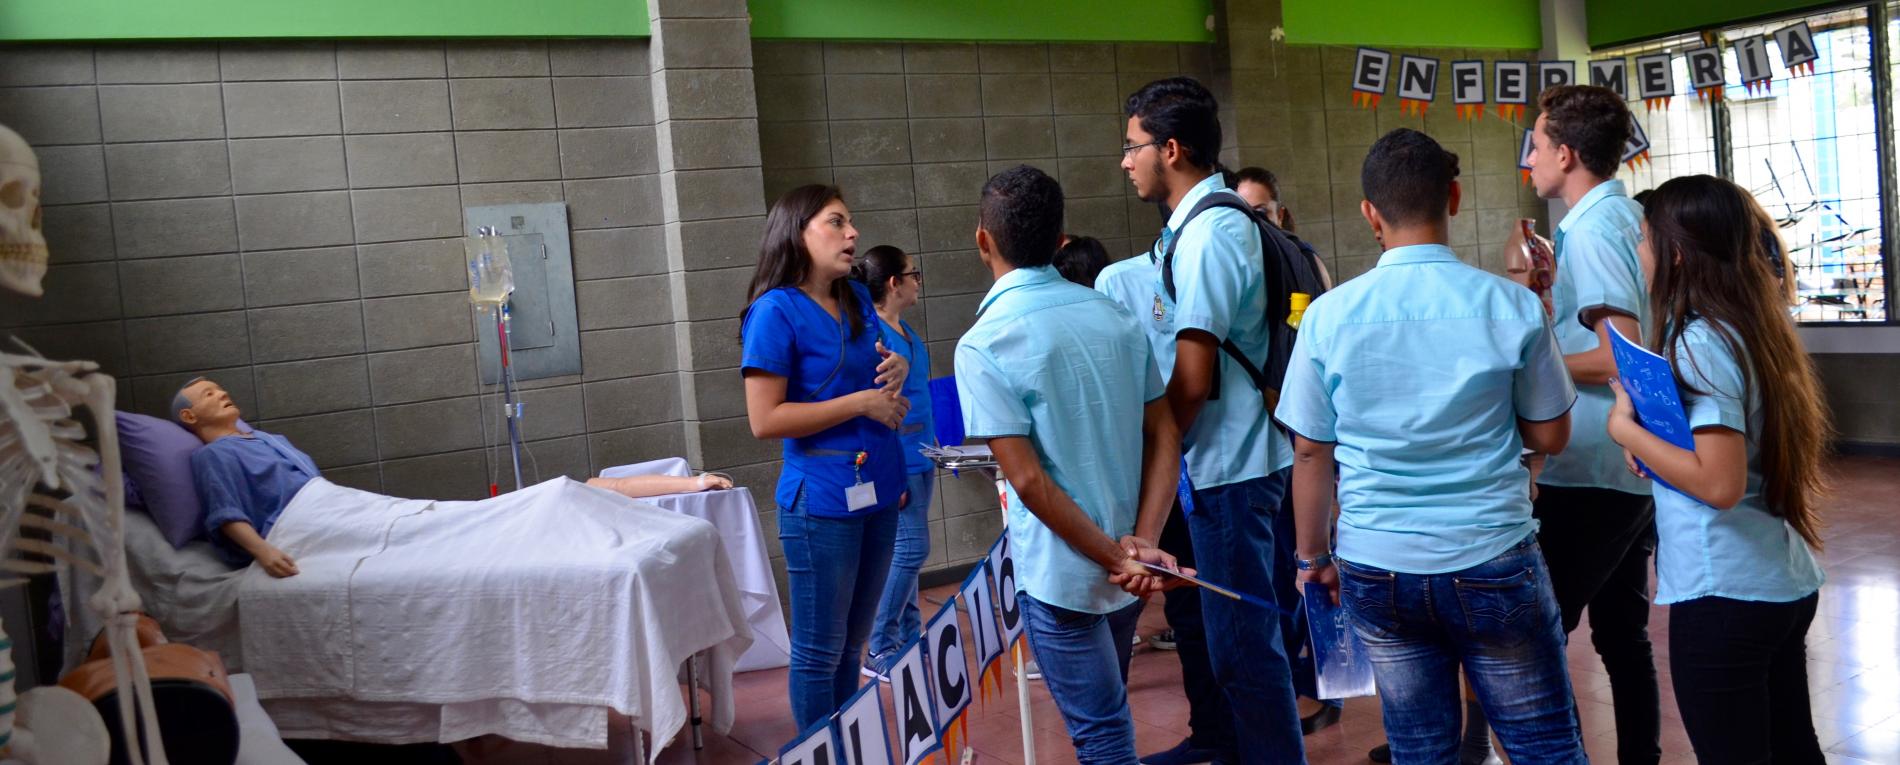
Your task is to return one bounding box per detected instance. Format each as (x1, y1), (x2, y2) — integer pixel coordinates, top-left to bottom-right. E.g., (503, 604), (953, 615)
(1593, 5), (1893, 323)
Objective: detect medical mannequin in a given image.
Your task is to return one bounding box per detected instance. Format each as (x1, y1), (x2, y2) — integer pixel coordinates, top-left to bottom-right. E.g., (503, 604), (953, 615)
(174, 378), (318, 578)
(585, 473), (731, 497)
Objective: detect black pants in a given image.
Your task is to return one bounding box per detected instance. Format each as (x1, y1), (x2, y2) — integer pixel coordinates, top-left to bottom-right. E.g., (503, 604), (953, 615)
(1159, 499), (1236, 754)
(1669, 594), (1824, 765)
(1533, 484), (1661, 765)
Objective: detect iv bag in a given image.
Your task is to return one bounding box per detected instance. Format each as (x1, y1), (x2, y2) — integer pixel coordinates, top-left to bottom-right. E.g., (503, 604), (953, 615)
(466, 229), (515, 304)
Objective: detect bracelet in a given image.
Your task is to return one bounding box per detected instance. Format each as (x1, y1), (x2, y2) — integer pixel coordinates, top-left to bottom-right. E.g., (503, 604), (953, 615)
(1295, 552), (1334, 571)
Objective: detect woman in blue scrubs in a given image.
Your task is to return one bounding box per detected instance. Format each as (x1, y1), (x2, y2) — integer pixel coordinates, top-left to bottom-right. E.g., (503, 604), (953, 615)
(852, 245), (937, 681)
(741, 184), (911, 726)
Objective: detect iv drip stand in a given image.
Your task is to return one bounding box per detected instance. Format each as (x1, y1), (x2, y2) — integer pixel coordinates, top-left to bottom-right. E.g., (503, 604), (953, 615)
(495, 300), (524, 493)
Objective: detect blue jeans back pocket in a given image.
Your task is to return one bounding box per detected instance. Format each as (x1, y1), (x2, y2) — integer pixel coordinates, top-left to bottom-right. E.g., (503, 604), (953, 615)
(1338, 560), (1400, 639)
(1453, 567), (1540, 635)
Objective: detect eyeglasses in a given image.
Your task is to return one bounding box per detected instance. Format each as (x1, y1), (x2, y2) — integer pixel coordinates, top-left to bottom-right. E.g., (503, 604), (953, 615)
(901, 270), (923, 284)
(1121, 140), (1161, 156)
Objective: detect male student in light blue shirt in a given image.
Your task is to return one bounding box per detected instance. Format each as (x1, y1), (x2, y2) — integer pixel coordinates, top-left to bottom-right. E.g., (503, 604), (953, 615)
(1524, 84), (1662, 765)
(955, 165), (1186, 765)
(1277, 129), (1587, 764)
(1121, 76), (1304, 763)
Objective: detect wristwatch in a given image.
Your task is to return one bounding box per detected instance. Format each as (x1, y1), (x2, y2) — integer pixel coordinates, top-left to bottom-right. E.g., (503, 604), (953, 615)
(1295, 552), (1335, 571)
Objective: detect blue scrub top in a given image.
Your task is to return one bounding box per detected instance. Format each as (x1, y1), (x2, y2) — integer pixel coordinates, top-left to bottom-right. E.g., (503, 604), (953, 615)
(882, 317), (936, 475)
(191, 429), (320, 567)
(741, 282), (905, 519)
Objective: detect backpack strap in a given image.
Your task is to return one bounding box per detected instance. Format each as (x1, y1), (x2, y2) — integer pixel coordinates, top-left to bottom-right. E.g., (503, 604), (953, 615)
(1160, 192), (1275, 401)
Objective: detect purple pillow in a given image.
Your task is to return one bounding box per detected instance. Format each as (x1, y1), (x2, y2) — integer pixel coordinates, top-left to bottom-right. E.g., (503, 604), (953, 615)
(115, 411), (208, 548)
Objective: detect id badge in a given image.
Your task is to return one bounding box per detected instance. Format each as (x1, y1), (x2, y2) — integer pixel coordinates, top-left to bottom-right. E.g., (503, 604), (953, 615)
(846, 481), (878, 512)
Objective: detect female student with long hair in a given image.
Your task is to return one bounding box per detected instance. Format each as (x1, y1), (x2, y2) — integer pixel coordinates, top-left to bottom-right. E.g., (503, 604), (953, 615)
(852, 245), (938, 679)
(1608, 174), (1831, 764)
(741, 185), (911, 726)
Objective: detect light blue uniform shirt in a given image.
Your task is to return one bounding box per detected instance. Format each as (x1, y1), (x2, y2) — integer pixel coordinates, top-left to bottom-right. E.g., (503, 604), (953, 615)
(1653, 318), (1824, 605)
(882, 317), (936, 475)
(955, 266), (1165, 614)
(1094, 254), (1176, 382)
(1151, 174), (1291, 490)
(1274, 245), (1577, 574)
(1542, 179), (1652, 495)
(191, 430), (320, 567)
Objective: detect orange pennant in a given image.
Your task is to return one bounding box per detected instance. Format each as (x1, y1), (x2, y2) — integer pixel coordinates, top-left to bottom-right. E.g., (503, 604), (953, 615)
(1521, 168), (1532, 186)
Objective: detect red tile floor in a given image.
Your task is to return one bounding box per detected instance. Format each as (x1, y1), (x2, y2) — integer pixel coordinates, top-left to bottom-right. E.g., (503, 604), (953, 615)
(514, 456), (1900, 764)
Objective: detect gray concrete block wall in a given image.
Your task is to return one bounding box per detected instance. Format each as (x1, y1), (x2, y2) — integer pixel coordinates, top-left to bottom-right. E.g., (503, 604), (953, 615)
(754, 39), (1216, 577)
(0, 39), (675, 501)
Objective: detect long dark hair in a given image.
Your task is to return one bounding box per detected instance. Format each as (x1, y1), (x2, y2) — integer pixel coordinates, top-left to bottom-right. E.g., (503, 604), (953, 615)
(852, 244), (909, 305)
(1643, 175), (1831, 549)
(742, 184), (863, 338)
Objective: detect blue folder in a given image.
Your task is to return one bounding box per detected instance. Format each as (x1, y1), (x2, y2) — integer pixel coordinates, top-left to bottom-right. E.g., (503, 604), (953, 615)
(1605, 323), (1696, 496)
(1304, 582), (1376, 699)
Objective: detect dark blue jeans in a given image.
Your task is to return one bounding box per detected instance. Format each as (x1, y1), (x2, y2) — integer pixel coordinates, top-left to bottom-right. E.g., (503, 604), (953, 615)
(1338, 538), (1587, 765)
(779, 486), (899, 728)
(1020, 594), (1143, 765)
(1270, 467), (1341, 710)
(1185, 473), (1306, 762)
(866, 470), (935, 669)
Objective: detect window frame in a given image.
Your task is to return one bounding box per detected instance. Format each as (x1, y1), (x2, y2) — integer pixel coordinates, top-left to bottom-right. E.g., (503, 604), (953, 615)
(1593, 1), (1897, 326)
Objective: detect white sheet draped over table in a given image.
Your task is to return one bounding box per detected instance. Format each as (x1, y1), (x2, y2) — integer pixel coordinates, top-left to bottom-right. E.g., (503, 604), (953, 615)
(239, 477), (751, 756)
(601, 458), (792, 672)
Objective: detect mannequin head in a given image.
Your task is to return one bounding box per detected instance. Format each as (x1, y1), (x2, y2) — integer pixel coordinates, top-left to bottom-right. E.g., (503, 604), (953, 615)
(0, 123), (46, 297)
(173, 378), (243, 441)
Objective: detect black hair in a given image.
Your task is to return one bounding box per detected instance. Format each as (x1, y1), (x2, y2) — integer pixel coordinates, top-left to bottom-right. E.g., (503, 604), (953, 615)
(1054, 236), (1110, 286)
(1360, 128), (1460, 228)
(1537, 85), (1633, 179)
(852, 244), (911, 305)
(1235, 166), (1280, 201)
(1125, 77), (1222, 172)
(742, 184), (863, 338)
(979, 165), (1066, 269)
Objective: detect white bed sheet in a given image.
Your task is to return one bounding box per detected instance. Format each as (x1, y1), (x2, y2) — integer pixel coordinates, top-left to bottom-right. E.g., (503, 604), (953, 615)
(66, 476), (750, 759)
(239, 477), (751, 756)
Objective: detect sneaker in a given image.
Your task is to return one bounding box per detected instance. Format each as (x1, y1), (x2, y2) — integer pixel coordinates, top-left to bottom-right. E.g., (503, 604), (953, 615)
(860, 652), (894, 684)
(1014, 658), (1042, 681)
(1148, 629), (1178, 651)
(1140, 737), (1219, 765)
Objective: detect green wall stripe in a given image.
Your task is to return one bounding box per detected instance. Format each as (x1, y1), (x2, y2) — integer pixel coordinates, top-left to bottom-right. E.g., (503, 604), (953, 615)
(747, 0), (1215, 43)
(0, 0), (650, 42)
(1282, 0), (1542, 50)
(1587, 0), (1826, 48)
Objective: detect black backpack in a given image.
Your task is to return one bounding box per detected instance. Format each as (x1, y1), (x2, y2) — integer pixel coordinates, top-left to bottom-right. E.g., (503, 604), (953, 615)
(1160, 192), (1330, 407)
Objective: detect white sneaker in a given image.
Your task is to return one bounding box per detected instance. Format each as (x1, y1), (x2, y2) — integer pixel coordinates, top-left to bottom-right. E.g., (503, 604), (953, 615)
(1016, 658), (1042, 681)
(861, 664), (891, 684)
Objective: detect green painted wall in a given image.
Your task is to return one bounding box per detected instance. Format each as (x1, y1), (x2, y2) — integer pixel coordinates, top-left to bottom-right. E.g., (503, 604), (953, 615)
(1587, 0), (1819, 47)
(0, 0), (649, 41)
(1281, 0), (1541, 50)
(747, 0), (1215, 43)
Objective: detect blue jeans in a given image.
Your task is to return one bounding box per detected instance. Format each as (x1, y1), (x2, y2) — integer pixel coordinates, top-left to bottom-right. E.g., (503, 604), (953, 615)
(1338, 538), (1587, 765)
(1185, 473), (1305, 762)
(866, 470), (935, 668)
(1020, 594), (1143, 765)
(779, 486), (900, 728)
(1270, 467), (1341, 710)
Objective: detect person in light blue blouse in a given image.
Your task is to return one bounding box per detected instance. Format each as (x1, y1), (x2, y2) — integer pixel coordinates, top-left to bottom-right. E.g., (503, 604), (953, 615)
(1607, 175), (1831, 764)
(1277, 129), (1586, 764)
(174, 377), (319, 577)
(852, 244), (938, 681)
(740, 185), (911, 728)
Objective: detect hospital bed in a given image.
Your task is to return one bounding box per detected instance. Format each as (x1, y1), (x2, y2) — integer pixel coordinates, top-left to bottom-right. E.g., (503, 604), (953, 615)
(59, 475), (753, 761)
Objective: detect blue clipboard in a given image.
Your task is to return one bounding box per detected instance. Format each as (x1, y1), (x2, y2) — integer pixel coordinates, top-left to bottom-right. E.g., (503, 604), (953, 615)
(1605, 323), (1696, 497)
(1304, 582), (1376, 700)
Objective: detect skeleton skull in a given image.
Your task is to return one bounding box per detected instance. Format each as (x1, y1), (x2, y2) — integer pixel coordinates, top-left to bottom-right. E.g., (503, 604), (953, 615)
(0, 123), (46, 298)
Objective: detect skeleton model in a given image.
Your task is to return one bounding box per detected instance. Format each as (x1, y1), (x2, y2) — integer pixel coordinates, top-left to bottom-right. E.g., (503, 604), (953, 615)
(1, 123), (159, 764)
